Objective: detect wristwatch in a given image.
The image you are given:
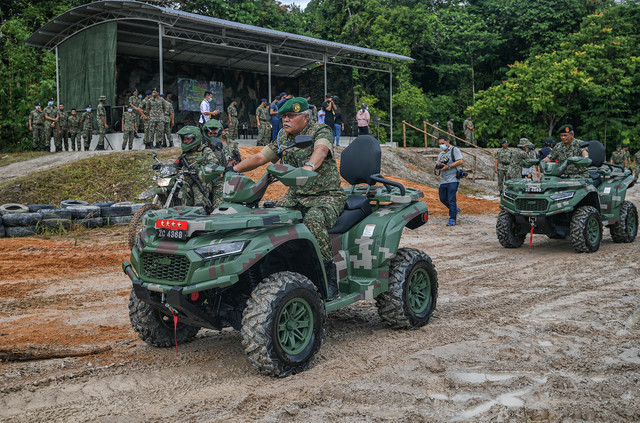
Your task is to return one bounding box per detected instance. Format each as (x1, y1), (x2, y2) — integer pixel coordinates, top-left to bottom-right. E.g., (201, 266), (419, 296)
(304, 161), (316, 171)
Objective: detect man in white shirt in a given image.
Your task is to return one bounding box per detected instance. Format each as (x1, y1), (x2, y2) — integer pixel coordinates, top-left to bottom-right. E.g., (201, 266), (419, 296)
(199, 91), (219, 125)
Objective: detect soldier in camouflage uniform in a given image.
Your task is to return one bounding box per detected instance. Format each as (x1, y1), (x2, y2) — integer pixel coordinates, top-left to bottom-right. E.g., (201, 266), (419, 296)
(234, 97), (346, 298)
(161, 93), (175, 147)
(43, 98), (59, 152)
(431, 121), (440, 147)
(68, 109), (81, 151)
(141, 90), (152, 145)
(494, 139), (511, 193)
(121, 105), (139, 150)
(202, 119), (238, 207)
(56, 103), (69, 152)
(634, 149), (640, 182)
(622, 145), (631, 169)
(542, 124), (588, 178)
(129, 89), (143, 138)
(80, 104), (95, 151)
(447, 116), (456, 145)
(506, 139), (529, 180)
(96, 95), (109, 150)
(255, 98), (271, 146)
(28, 102), (45, 151)
(227, 98), (239, 142)
(611, 145), (625, 167)
(176, 125), (217, 207)
(463, 115), (475, 146)
(143, 88), (165, 149)
(304, 94), (317, 124)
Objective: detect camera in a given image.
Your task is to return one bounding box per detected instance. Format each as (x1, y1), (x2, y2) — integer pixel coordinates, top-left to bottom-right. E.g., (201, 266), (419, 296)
(435, 163), (445, 170)
(457, 169), (468, 178)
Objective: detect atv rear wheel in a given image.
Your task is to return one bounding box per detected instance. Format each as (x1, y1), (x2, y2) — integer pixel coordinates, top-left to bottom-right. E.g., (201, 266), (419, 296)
(496, 210), (526, 248)
(241, 271), (325, 377)
(128, 288), (200, 347)
(376, 248), (438, 329)
(610, 201), (638, 243)
(570, 205), (602, 253)
(128, 203), (161, 248)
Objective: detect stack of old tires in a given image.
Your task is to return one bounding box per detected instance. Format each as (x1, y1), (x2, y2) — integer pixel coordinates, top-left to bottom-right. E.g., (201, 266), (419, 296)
(0, 200), (148, 237)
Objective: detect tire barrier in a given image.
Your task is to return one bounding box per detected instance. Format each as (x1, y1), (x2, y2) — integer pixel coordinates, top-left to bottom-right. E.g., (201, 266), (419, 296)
(0, 202), (153, 237)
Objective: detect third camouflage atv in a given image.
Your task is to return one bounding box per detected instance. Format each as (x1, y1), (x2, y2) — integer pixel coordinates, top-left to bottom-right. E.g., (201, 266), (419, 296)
(123, 136), (437, 377)
(497, 140), (637, 252)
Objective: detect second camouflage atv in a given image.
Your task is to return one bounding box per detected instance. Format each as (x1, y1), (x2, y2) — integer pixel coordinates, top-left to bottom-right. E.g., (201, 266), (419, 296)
(123, 135), (438, 377)
(497, 140), (637, 252)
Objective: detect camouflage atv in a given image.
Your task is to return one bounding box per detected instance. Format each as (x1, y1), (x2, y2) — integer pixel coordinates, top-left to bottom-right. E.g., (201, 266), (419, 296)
(123, 135), (437, 377)
(497, 140), (637, 252)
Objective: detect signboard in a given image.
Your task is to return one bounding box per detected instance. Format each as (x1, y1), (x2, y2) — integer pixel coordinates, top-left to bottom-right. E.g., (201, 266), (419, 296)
(177, 78), (223, 113)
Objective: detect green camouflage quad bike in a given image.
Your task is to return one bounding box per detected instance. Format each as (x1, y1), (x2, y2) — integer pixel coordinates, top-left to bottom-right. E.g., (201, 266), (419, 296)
(497, 140), (637, 253)
(123, 135), (437, 377)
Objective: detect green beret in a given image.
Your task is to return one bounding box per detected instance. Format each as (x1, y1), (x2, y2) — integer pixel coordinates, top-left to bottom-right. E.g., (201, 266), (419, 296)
(558, 124), (573, 134)
(279, 97), (308, 114)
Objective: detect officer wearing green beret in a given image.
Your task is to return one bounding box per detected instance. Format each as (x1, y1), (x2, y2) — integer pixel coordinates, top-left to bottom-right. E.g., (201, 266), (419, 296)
(233, 97), (346, 298)
(542, 124), (589, 178)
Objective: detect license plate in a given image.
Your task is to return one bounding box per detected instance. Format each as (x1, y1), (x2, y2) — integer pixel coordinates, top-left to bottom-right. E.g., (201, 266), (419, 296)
(525, 185), (542, 193)
(155, 219), (188, 240)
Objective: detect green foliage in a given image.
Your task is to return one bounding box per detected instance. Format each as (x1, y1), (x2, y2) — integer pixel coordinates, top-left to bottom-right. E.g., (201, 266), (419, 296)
(393, 82), (430, 147)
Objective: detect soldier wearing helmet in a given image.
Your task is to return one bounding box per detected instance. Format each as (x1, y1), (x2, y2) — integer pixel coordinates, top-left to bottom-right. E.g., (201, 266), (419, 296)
(176, 125), (220, 208)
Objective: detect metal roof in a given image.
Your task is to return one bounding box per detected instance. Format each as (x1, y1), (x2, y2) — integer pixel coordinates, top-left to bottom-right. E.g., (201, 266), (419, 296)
(25, 0), (414, 78)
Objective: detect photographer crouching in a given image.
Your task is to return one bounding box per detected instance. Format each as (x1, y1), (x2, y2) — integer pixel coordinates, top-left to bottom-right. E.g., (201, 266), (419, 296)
(435, 134), (464, 226)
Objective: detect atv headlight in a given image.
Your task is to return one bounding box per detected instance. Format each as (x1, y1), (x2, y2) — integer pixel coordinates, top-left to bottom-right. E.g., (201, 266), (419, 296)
(503, 191), (517, 202)
(157, 177), (172, 187)
(195, 241), (248, 260)
(550, 192), (574, 201)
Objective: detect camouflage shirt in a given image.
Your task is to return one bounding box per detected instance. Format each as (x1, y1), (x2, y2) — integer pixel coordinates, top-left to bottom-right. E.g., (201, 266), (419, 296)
(256, 105), (269, 122)
(58, 110), (69, 129)
(547, 138), (588, 177)
(496, 148), (512, 170)
(29, 109), (44, 127)
(635, 151), (640, 170)
(129, 95), (142, 108)
(507, 148), (528, 180)
(145, 97), (165, 122)
(163, 99), (173, 123)
(261, 121), (346, 208)
(122, 111), (136, 132)
(611, 150), (625, 166)
(227, 104), (238, 120)
(43, 105), (58, 127)
(81, 111), (94, 131)
(68, 115), (81, 133)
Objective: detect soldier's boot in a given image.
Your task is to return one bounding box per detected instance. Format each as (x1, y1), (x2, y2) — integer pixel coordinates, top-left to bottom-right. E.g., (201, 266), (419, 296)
(324, 260), (339, 300)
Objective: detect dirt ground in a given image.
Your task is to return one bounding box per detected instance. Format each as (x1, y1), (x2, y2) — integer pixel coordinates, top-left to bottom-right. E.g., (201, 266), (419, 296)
(1, 149), (639, 422)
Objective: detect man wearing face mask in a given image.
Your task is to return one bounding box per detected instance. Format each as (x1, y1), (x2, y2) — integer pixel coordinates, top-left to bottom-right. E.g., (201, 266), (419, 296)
(436, 134), (464, 226)
(57, 103), (69, 152)
(129, 88), (142, 138)
(122, 104), (139, 150)
(28, 102), (45, 151)
(96, 95), (109, 150)
(43, 98), (59, 152)
(68, 109), (81, 151)
(80, 105), (95, 151)
(199, 91), (220, 127)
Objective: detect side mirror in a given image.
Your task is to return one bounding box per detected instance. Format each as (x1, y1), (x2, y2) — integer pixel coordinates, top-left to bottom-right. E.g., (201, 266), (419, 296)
(294, 135), (313, 149)
(210, 139), (223, 150)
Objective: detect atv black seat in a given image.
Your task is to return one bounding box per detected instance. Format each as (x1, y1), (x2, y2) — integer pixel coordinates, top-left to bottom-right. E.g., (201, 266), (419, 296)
(589, 171), (603, 188)
(328, 195), (372, 234)
(580, 140), (605, 167)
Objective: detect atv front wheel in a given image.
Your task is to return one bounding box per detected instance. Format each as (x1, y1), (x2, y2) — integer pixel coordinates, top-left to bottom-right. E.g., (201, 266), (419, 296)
(376, 248), (438, 329)
(496, 210), (526, 248)
(610, 201), (638, 243)
(570, 205), (602, 253)
(241, 271), (325, 377)
(128, 289), (200, 347)
(128, 203), (161, 248)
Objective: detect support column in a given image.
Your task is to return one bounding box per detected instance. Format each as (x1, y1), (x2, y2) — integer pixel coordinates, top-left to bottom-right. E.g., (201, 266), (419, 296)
(323, 54), (328, 96)
(389, 65), (393, 144)
(55, 46), (60, 105)
(158, 24), (164, 93)
(267, 44), (272, 103)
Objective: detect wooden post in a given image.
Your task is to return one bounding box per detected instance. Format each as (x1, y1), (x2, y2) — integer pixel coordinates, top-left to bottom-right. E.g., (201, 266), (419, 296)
(402, 121), (407, 148)
(423, 121), (428, 148)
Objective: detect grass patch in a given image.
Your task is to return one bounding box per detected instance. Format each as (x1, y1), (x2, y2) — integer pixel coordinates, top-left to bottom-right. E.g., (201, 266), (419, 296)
(0, 151), (157, 205)
(0, 151), (50, 168)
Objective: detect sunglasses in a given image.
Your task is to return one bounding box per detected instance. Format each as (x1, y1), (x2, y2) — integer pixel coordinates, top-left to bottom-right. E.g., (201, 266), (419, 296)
(281, 112), (305, 119)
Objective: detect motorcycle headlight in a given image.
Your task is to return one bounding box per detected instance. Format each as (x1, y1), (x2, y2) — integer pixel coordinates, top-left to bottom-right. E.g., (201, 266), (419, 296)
(195, 241), (248, 260)
(157, 177), (172, 187)
(550, 192), (574, 201)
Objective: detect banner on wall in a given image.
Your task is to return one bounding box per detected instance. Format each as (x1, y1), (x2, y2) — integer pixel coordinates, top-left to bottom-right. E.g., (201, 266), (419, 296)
(177, 79), (223, 113)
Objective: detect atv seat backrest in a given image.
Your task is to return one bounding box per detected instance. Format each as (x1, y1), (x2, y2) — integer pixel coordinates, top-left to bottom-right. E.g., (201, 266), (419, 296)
(328, 135), (382, 234)
(582, 140), (605, 167)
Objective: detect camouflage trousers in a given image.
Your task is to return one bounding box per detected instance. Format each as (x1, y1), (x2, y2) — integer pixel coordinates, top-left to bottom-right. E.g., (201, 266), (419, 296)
(465, 131), (475, 146)
(145, 120), (163, 147)
(82, 129), (93, 151)
(179, 181), (222, 209)
(229, 118), (239, 141)
(163, 122), (173, 147)
(57, 126), (69, 152)
(32, 126), (44, 150)
(635, 165), (639, 182)
(97, 121), (107, 148)
(123, 130), (135, 150)
(497, 168), (508, 192)
(303, 204), (342, 262)
(70, 131), (81, 151)
(44, 123), (56, 152)
(257, 121), (271, 146)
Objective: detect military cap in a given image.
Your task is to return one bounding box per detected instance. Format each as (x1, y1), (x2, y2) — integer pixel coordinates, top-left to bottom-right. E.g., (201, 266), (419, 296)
(159, 93), (166, 98)
(303, 93), (310, 99)
(85, 104), (91, 108)
(544, 137), (554, 145)
(279, 91), (287, 98)
(434, 120), (439, 124)
(500, 139), (509, 145)
(278, 97), (308, 114)
(230, 97), (236, 102)
(145, 90), (152, 95)
(48, 97), (53, 101)
(34, 101), (40, 105)
(99, 95), (106, 100)
(518, 138), (530, 147)
(558, 124), (573, 134)
(152, 87), (158, 92)
(133, 88), (138, 92)
(260, 98), (267, 102)
(449, 116), (454, 119)
(616, 145), (622, 148)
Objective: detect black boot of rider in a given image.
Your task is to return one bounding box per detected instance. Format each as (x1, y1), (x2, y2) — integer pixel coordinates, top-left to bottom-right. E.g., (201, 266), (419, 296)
(324, 260), (339, 300)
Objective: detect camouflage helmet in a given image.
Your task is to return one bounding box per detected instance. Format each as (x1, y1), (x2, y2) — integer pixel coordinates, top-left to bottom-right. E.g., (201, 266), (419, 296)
(177, 125), (202, 152)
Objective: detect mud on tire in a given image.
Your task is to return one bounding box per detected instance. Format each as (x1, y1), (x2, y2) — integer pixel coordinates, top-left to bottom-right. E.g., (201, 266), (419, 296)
(496, 210), (526, 248)
(570, 205), (602, 253)
(128, 289), (200, 347)
(610, 201), (638, 243)
(128, 203), (161, 248)
(376, 248), (438, 329)
(241, 271), (325, 377)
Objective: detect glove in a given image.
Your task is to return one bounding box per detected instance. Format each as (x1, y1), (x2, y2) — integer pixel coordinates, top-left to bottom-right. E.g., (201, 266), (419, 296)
(225, 165), (237, 173)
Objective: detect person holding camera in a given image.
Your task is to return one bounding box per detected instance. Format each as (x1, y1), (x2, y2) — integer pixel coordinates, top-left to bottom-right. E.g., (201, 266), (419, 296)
(435, 134), (464, 226)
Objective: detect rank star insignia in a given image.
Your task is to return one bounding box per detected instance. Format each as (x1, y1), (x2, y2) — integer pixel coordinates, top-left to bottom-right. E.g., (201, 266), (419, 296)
(171, 221), (176, 227)
(177, 222), (182, 229)
(161, 220), (166, 227)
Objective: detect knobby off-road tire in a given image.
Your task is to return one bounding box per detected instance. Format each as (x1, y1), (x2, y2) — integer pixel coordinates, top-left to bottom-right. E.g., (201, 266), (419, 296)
(610, 201), (638, 243)
(376, 248), (438, 329)
(570, 205), (602, 253)
(128, 203), (161, 248)
(241, 271), (325, 377)
(496, 210), (526, 248)
(128, 289), (200, 347)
